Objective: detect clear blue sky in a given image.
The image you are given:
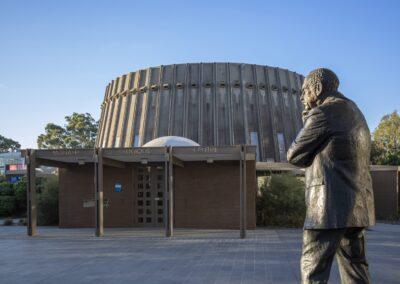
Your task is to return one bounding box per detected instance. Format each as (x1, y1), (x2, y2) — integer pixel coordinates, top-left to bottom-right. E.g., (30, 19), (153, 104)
(1, 0), (399, 148)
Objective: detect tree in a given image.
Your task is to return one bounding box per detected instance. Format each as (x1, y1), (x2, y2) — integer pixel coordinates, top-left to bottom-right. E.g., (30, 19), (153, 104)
(37, 123), (68, 149)
(0, 135), (21, 153)
(37, 113), (98, 149)
(64, 112), (98, 148)
(371, 111), (400, 165)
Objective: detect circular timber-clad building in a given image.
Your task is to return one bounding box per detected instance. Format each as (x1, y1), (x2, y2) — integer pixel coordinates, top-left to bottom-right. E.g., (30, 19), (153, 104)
(96, 63), (304, 162)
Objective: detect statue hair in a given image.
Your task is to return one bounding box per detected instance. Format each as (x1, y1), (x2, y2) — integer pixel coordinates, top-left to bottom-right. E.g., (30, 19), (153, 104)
(306, 68), (339, 92)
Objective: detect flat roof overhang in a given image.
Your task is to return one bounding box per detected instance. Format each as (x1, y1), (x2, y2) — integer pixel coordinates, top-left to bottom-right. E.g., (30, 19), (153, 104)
(23, 145), (257, 167)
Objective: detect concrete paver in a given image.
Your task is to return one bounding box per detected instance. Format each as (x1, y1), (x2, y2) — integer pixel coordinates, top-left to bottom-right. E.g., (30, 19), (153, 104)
(0, 223), (399, 283)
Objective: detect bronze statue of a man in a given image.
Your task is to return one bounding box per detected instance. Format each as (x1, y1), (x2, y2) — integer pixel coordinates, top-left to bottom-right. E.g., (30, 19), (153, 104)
(287, 68), (375, 284)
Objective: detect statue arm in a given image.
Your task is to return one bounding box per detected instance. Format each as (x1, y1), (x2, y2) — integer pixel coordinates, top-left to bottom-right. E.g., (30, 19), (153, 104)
(287, 109), (330, 167)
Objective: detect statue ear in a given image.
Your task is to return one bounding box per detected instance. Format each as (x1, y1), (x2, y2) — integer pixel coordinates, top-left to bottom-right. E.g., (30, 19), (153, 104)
(315, 82), (323, 96)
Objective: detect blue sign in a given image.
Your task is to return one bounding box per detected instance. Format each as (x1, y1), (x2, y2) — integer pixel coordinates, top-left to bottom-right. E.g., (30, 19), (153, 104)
(114, 183), (122, 193)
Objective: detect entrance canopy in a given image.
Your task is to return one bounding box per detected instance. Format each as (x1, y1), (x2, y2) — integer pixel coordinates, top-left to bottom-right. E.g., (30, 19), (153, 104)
(23, 145), (256, 238)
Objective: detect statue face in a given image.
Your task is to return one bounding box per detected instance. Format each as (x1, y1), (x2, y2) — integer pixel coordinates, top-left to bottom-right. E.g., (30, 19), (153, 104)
(301, 79), (318, 110)
(300, 78), (322, 110)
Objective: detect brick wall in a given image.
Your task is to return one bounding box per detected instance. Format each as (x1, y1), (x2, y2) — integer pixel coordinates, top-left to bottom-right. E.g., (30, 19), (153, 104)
(174, 161), (256, 229)
(59, 161), (257, 229)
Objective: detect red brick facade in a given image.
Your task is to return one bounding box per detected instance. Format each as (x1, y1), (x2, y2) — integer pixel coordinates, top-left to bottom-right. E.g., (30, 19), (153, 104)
(59, 161), (256, 229)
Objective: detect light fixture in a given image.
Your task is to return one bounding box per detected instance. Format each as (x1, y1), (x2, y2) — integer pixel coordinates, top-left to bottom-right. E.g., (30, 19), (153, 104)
(141, 158), (148, 165)
(77, 159), (85, 165)
(206, 158), (214, 164)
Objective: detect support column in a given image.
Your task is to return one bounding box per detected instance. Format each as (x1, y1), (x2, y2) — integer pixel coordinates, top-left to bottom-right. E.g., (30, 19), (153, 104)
(164, 147), (169, 237)
(26, 149), (37, 236)
(167, 146), (174, 237)
(240, 145), (247, 239)
(95, 148), (104, 237)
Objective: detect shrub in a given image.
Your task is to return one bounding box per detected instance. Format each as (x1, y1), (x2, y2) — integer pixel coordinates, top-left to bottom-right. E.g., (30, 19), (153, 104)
(37, 175), (59, 225)
(3, 218), (13, 226)
(257, 174), (306, 227)
(13, 177), (27, 215)
(0, 196), (16, 216)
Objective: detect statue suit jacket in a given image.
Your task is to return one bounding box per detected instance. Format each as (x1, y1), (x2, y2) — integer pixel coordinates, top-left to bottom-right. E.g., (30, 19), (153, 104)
(287, 92), (375, 229)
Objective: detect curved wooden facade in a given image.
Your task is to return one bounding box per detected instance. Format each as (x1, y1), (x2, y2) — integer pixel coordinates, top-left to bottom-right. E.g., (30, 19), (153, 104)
(96, 63), (304, 162)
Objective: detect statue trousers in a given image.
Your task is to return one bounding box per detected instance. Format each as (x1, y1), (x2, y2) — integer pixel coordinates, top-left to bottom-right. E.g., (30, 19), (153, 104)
(301, 227), (371, 284)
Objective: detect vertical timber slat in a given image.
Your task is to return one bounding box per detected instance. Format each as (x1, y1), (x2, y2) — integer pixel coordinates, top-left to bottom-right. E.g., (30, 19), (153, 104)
(27, 149), (37, 236)
(167, 146), (174, 237)
(95, 148), (104, 237)
(239, 145), (247, 239)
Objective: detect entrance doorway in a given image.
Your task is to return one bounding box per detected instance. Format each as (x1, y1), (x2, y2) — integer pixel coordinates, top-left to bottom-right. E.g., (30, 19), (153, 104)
(135, 165), (165, 227)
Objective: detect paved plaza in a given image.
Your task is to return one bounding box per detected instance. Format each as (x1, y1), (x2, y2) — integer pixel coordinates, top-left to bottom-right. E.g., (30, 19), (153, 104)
(0, 223), (399, 283)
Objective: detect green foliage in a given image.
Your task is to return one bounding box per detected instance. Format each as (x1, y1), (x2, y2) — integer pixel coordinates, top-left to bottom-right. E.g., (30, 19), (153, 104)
(0, 196), (16, 216)
(0, 178), (26, 217)
(65, 112), (98, 148)
(371, 110), (400, 165)
(3, 218), (13, 226)
(37, 175), (59, 225)
(0, 180), (13, 193)
(257, 174), (306, 227)
(13, 177), (27, 215)
(0, 134), (21, 153)
(37, 112), (98, 149)
(37, 123), (68, 149)
(0, 175), (59, 223)
(18, 218), (27, 226)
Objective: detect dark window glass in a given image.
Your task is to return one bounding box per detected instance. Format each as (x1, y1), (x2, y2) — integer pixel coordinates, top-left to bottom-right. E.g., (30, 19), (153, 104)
(146, 175), (150, 181)
(158, 209), (163, 215)
(157, 200), (163, 206)
(146, 183), (150, 189)
(138, 183), (143, 189)
(138, 175), (143, 181)
(157, 184), (161, 189)
(138, 192), (143, 197)
(146, 209), (151, 214)
(157, 175), (163, 180)
(158, 217), (163, 223)
(157, 192), (163, 198)
(138, 200), (143, 206)
(138, 209), (143, 215)
(146, 217), (152, 223)
(138, 217), (143, 223)
(146, 200), (150, 206)
(146, 192), (151, 198)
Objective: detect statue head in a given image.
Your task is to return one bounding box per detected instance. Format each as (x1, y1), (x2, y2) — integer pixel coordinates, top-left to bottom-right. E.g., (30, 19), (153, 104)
(301, 68), (339, 110)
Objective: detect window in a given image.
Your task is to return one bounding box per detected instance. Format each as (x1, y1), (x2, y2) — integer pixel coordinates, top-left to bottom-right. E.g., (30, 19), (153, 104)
(277, 133), (286, 162)
(250, 132), (261, 161)
(114, 137), (120, 147)
(133, 135), (140, 147)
